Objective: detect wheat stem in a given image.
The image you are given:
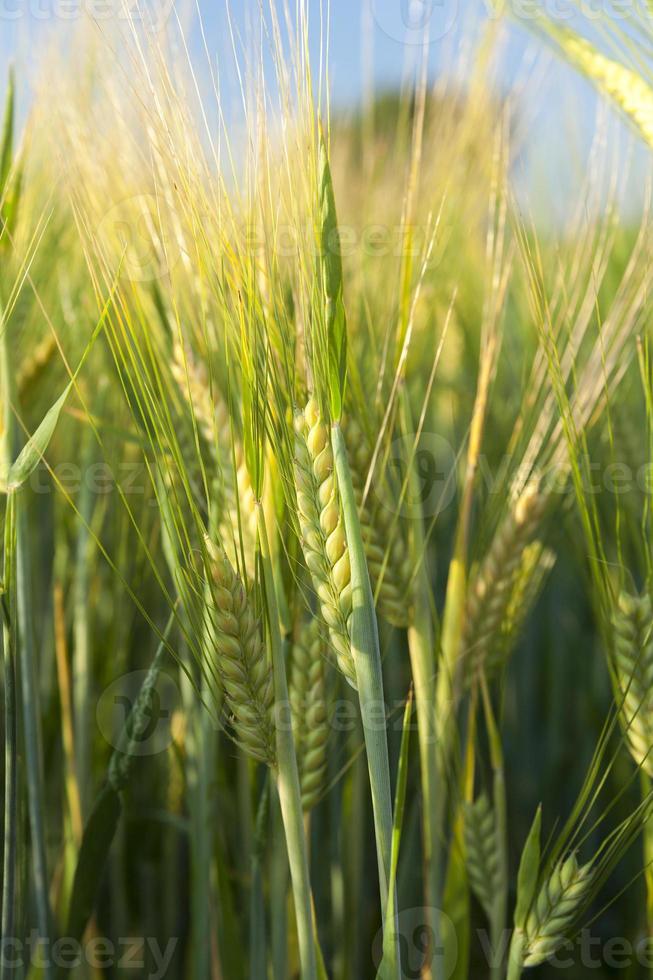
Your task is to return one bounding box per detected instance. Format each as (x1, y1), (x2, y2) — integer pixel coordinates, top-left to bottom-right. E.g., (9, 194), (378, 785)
(400, 388), (442, 962)
(506, 930), (527, 980)
(16, 492), (53, 976)
(1, 494), (16, 980)
(0, 317), (17, 974)
(331, 421), (400, 977)
(257, 504), (318, 980)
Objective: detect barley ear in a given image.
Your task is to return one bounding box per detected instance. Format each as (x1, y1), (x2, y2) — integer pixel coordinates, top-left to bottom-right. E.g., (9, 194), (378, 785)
(289, 615), (329, 811)
(547, 26), (653, 149)
(462, 483), (548, 682)
(294, 397), (356, 686)
(204, 537), (276, 766)
(464, 793), (502, 924)
(16, 334), (58, 399)
(611, 590), (653, 775)
(522, 854), (593, 967)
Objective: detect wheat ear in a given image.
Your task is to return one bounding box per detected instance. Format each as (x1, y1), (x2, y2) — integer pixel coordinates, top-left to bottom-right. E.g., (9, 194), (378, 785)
(522, 854), (593, 967)
(16, 333), (57, 397)
(552, 27), (653, 149)
(464, 793), (502, 924)
(611, 590), (653, 775)
(345, 417), (412, 628)
(289, 614), (329, 811)
(205, 537), (276, 766)
(172, 342), (257, 576)
(462, 483), (548, 681)
(472, 542), (556, 687)
(294, 397), (356, 686)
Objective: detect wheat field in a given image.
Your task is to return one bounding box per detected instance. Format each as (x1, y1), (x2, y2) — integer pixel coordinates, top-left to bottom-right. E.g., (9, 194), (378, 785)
(3, 4), (653, 979)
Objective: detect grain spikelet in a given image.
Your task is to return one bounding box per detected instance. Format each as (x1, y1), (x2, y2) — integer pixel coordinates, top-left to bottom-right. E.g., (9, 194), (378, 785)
(552, 27), (653, 148)
(289, 614), (329, 811)
(462, 482), (549, 680)
(523, 854), (593, 967)
(470, 543), (556, 687)
(611, 590), (653, 775)
(464, 793), (501, 923)
(205, 537), (276, 766)
(294, 397), (356, 686)
(16, 333), (57, 397)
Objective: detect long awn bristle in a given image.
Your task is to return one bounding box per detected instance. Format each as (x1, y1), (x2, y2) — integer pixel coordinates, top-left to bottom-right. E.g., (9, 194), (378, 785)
(172, 342), (258, 577)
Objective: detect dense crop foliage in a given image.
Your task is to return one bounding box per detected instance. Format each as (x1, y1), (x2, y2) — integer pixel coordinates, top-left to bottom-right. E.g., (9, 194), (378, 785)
(3, 6), (653, 979)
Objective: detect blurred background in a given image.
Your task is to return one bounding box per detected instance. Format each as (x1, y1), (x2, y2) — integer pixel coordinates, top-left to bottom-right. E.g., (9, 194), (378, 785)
(0, 0), (648, 222)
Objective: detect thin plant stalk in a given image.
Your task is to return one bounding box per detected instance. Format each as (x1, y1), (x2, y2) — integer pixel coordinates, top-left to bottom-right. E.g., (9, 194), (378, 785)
(641, 770), (653, 957)
(506, 933), (527, 980)
(1, 313), (17, 977)
(179, 649), (213, 980)
(257, 503), (318, 980)
(16, 490), (53, 976)
(437, 335), (498, 762)
(401, 387), (442, 956)
(1, 493), (17, 980)
(249, 779), (269, 979)
(73, 430), (94, 818)
(481, 676), (509, 980)
(331, 422), (400, 975)
(53, 581), (83, 843)
(270, 790), (289, 980)
(433, 336), (499, 972)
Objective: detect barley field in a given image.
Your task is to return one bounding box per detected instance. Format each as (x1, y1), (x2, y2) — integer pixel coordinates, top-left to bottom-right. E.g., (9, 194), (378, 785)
(3, 3), (653, 978)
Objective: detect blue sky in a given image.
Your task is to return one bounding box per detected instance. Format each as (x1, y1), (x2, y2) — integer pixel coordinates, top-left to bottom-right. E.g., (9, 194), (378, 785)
(0, 1), (644, 220)
(0, 0), (585, 107)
